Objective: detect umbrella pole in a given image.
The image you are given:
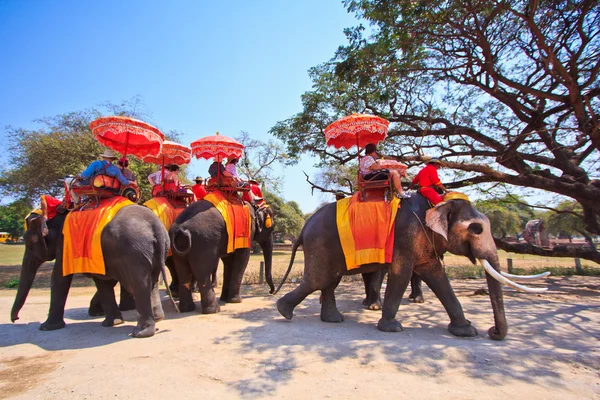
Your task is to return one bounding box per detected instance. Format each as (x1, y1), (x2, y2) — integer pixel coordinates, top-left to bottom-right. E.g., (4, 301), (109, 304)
(161, 158), (165, 195)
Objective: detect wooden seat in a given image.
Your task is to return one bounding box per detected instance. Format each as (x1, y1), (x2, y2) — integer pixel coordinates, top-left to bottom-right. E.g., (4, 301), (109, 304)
(206, 177), (251, 194)
(357, 171), (394, 202)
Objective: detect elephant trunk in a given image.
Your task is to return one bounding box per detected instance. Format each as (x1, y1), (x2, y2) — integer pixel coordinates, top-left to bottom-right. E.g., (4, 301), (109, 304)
(11, 249), (44, 322)
(259, 235), (274, 293)
(482, 256), (508, 340)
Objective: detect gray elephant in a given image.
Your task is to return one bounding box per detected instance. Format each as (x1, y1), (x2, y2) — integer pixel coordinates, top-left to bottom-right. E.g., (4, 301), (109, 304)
(362, 271), (424, 310)
(276, 194), (542, 340)
(11, 205), (170, 338)
(169, 199), (274, 314)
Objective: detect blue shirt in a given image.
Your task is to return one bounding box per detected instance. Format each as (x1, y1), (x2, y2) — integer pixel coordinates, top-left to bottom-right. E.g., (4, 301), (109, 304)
(81, 160), (130, 185)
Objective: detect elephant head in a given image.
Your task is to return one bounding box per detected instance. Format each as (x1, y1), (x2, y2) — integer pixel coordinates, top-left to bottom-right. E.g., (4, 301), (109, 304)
(11, 212), (65, 323)
(425, 199), (544, 340)
(253, 205), (275, 293)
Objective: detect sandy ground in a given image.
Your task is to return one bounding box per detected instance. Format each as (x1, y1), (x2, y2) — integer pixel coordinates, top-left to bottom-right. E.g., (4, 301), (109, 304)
(0, 277), (599, 399)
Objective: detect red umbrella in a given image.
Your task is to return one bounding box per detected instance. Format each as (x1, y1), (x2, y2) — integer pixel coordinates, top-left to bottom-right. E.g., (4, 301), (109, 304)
(90, 116), (164, 159)
(190, 132), (244, 161)
(142, 140), (192, 166)
(324, 114), (389, 150)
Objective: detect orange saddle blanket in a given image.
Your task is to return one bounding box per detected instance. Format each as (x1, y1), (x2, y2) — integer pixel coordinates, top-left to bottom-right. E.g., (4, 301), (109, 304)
(62, 197), (134, 276)
(204, 190), (252, 253)
(144, 197), (185, 232)
(336, 193), (400, 270)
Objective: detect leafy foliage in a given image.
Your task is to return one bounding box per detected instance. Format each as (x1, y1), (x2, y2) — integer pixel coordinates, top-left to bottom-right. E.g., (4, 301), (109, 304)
(263, 191), (305, 241)
(271, 0), (600, 238)
(0, 198), (33, 240)
(475, 199), (522, 238)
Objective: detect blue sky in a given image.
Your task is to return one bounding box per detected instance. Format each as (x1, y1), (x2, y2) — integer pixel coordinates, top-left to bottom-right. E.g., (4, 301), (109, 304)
(0, 1), (358, 212)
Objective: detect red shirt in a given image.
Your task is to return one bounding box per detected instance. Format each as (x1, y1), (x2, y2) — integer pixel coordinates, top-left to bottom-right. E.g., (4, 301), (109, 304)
(412, 164), (441, 187)
(192, 184), (207, 201)
(242, 184), (263, 202)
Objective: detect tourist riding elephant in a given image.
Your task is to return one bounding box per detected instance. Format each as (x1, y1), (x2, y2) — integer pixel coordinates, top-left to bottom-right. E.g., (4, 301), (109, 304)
(11, 205), (170, 338)
(169, 200), (274, 314)
(275, 194), (543, 340)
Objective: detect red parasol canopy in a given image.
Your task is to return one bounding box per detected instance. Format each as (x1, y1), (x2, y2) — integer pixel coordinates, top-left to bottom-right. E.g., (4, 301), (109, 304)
(324, 114), (389, 150)
(90, 116), (164, 159)
(190, 132), (244, 161)
(142, 140), (192, 166)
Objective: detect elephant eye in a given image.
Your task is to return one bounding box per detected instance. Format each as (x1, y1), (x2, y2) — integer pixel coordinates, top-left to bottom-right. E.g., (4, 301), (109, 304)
(468, 222), (484, 235)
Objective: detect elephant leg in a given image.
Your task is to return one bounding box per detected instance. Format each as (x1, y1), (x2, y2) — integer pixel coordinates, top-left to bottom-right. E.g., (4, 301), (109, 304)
(198, 273), (220, 314)
(220, 254), (233, 302)
(165, 256), (179, 297)
(363, 270), (385, 310)
(175, 255), (196, 313)
(93, 277), (123, 327)
(119, 285), (136, 311)
(151, 281), (165, 322)
(377, 266), (412, 333)
(211, 269), (218, 288)
(40, 259), (73, 331)
(408, 273), (424, 303)
(88, 289), (105, 317)
(277, 281), (315, 320)
(130, 276), (157, 338)
(221, 249), (250, 303)
(320, 277), (344, 322)
(418, 262), (477, 337)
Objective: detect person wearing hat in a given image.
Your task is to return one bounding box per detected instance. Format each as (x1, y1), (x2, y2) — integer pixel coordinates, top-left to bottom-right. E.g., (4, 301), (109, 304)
(410, 157), (447, 205)
(118, 157), (136, 182)
(242, 179), (264, 203)
(360, 143), (409, 198)
(77, 148), (130, 186)
(191, 176), (207, 201)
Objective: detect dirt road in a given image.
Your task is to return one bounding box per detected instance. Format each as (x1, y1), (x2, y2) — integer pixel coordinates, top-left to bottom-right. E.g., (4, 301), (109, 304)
(1, 277), (599, 399)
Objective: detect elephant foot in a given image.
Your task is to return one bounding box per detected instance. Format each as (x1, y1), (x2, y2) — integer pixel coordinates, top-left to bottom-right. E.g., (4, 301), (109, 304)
(40, 319), (66, 331)
(411, 295), (424, 304)
(225, 295), (242, 304)
(277, 298), (294, 320)
(102, 317), (124, 327)
(132, 323), (157, 338)
(88, 303), (105, 317)
(178, 298), (196, 313)
(377, 318), (403, 332)
(201, 302), (220, 314)
(367, 300), (382, 311)
(448, 321), (478, 337)
(321, 309), (344, 323)
(153, 311), (165, 323)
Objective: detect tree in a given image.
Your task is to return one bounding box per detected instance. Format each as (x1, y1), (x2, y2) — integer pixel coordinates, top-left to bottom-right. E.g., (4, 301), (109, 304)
(271, 0), (600, 261)
(263, 190), (305, 242)
(0, 198), (33, 240)
(235, 132), (289, 193)
(545, 200), (596, 245)
(1, 99), (183, 204)
(475, 199), (522, 238)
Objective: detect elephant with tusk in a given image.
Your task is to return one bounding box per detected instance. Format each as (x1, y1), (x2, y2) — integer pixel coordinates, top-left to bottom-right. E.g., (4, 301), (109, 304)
(275, 194), (549, 340)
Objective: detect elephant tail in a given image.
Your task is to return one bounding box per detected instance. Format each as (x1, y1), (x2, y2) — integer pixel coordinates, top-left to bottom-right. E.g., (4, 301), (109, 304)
(272, 232), (304, 295)
(170, 226), (192, 256)
(160, 263), (180, 313)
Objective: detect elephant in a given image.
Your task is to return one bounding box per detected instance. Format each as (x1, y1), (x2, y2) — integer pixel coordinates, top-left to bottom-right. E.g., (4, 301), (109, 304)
(275, 194), (543, 340)
(169, 199), (274, 314)
(11, 204), (170, 338)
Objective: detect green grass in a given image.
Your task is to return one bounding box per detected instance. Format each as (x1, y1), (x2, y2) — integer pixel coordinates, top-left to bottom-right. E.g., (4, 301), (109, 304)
(0, 244), (26, 266)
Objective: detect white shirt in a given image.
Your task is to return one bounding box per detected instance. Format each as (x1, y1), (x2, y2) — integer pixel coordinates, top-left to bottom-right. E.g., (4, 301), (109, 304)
(360, 155), (377, 176)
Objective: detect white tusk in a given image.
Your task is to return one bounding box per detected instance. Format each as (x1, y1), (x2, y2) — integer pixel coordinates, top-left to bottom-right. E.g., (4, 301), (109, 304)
(500, 271), (551, 280)
(479, 259), (548, 293)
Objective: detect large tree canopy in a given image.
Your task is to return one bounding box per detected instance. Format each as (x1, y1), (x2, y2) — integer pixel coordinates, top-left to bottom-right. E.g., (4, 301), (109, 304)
(271, 0), (599, 260)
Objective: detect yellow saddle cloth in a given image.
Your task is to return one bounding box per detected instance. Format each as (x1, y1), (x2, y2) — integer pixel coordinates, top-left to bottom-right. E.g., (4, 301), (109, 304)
(336, 193), (400, 270)
(62, 197), (133, 276)
(204, 190), (252, 253)
(144, 197), (185, 232)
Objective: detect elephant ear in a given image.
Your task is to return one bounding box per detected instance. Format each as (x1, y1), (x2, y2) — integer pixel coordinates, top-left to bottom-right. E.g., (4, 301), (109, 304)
(425, 201), (452, 241)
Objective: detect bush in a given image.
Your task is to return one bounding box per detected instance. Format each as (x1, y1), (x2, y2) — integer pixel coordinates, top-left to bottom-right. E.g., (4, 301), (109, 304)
(5, 278), (19, 288)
